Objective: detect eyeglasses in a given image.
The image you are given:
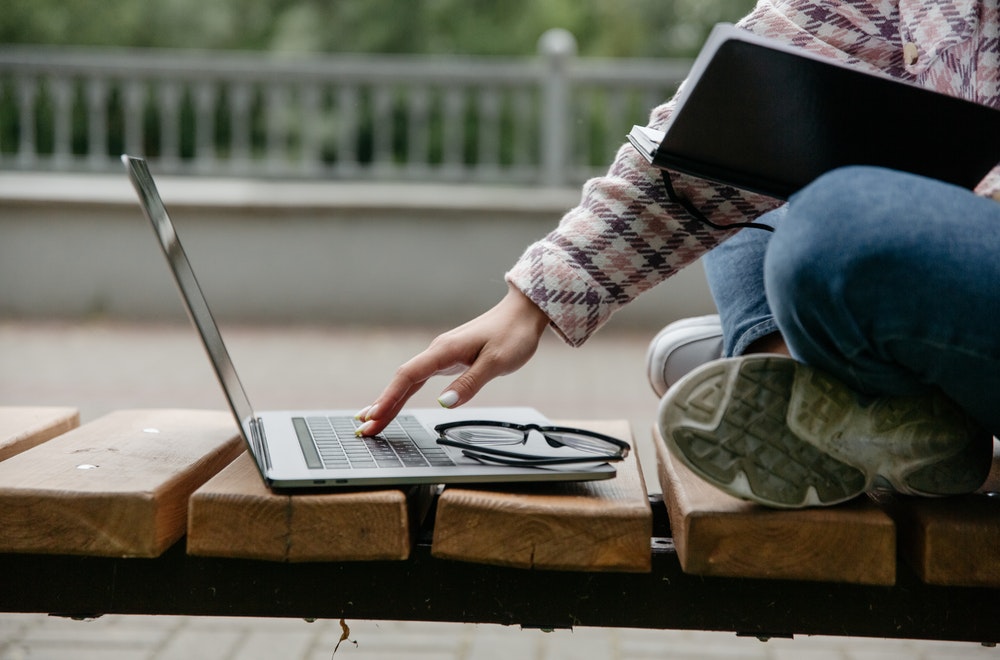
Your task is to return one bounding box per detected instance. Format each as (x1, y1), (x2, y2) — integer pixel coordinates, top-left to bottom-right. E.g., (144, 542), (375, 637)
(434, 420), (630, 467)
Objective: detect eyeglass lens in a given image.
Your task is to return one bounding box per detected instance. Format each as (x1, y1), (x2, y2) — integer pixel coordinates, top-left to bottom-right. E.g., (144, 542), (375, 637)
(439, 426), (526, 446)
(439, 425), (617, 455)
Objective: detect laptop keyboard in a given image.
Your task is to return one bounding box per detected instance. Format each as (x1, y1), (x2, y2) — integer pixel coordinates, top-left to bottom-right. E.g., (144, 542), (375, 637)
(293, 415), (455, 470)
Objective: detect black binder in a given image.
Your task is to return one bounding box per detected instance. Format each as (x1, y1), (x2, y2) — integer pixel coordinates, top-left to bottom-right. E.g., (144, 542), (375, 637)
(628, 24), (1000, 200)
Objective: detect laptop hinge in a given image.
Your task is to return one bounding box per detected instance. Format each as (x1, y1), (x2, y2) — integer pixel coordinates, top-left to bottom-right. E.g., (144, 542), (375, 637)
(249, 417), (272, 471)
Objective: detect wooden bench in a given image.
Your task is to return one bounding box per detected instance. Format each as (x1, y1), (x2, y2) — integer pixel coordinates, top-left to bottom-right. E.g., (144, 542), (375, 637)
(0, 406), (997, 644)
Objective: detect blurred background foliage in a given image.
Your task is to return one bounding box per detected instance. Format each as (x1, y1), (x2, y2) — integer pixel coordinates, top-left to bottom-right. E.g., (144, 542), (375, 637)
(1, 0), (757, 57)
(0, 1), (759, 175)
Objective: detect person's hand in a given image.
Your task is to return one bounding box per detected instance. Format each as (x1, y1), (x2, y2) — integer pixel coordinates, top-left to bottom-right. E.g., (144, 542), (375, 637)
(355, 284), (550, 436)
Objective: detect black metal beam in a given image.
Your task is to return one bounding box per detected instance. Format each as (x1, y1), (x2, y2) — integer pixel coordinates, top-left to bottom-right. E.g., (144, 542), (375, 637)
(0, 499), (997, 644)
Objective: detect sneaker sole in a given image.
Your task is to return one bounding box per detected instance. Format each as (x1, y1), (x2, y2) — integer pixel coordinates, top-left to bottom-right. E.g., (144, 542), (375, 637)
(659, 356), (990, 508)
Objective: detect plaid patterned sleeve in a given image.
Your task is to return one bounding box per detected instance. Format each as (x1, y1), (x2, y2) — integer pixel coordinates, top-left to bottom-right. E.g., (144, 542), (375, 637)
(506, 0), (1000, 347)
(505, 141), (782, 347)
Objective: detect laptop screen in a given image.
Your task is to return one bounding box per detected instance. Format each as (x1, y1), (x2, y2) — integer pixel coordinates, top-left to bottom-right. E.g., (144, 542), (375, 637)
(122, 155), (257, 433)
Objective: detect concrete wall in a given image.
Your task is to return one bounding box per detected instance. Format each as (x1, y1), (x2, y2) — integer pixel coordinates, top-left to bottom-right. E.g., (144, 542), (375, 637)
(0, 172), (716, 330)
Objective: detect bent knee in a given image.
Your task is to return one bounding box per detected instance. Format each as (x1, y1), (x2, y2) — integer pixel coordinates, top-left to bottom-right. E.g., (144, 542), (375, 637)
(790, 166), (911, 231)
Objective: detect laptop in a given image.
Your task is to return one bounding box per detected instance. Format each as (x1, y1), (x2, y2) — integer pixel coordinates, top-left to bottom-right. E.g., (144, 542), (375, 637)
(121, 155), (618, 489)
(628, 23), (1000, 200)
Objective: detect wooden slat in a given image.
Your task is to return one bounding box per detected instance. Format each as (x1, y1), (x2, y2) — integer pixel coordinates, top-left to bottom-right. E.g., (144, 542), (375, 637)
(655, 424), (897, 585)
(0, 409), (242, 557)
(431, 420), (652, 572)
(876, 439), (1000, 587)
(0, 406), (80, 462)
(187, 452), (433, 562)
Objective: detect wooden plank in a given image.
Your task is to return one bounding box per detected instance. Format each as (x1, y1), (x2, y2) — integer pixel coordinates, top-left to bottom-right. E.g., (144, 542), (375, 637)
(0, 409), (242, 558)
(431, 420), (652, 572)
(187, 452), (433, 562)
(0, 406), (80, 462)
(876, 439), (1000, 587)
(655, 424), (896, 585)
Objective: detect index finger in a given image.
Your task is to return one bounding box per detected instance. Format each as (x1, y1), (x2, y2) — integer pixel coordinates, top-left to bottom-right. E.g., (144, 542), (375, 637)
(358, 347), (470, 435)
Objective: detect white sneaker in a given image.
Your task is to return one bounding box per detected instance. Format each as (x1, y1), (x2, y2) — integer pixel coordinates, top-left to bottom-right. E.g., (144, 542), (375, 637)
(646, 315), (724, 398)
(658, 355), (993, 508)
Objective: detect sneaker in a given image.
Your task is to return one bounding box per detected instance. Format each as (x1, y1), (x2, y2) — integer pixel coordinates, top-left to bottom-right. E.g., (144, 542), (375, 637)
(646, 315), (724, 398)
(658, 354), (993, 508)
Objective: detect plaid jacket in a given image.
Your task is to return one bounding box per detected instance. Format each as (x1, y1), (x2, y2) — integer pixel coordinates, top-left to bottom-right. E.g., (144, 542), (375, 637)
(506, 0), (1000, 347)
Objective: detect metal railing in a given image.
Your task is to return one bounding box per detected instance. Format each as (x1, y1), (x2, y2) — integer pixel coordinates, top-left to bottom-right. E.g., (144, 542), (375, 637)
(0, 30), (690, 185)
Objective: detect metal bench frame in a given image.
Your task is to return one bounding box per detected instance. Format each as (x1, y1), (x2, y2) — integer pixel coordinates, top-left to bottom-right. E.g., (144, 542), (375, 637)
(2, 495), (996, 645)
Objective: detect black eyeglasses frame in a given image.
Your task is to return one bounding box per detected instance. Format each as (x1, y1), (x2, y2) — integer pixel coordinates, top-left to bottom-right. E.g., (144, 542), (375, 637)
(433, 420), (630, 466)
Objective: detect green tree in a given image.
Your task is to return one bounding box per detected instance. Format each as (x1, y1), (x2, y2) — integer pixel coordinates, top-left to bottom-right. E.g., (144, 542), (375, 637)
(1, 0), (757, 57)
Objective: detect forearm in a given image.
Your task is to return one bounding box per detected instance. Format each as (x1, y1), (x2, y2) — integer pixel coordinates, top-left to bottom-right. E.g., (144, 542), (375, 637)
(506, 0), (927, 347)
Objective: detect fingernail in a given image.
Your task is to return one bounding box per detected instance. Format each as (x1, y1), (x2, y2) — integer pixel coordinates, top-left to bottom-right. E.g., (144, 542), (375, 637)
(437, 390), (460, 408)
(355, 420), (375, 437)
(354, 405), (372, 420)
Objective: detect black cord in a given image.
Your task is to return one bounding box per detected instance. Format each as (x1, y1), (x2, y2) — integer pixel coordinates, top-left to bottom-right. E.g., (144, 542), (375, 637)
(660, 170), (774, 232)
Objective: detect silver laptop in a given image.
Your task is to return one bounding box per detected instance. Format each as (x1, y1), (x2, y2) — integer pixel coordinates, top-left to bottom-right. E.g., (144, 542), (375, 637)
(122, 155), (618, 490)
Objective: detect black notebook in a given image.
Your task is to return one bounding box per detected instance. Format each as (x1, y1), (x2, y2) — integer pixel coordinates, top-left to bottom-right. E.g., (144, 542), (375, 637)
(628, 23), (1000, 200)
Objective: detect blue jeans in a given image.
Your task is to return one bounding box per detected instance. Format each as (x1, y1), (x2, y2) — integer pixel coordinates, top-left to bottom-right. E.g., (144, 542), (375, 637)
(703, 166), (1000, 435)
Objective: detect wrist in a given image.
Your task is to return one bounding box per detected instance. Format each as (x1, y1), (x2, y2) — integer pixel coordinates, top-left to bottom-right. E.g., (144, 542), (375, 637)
(505, 284), (550, 333)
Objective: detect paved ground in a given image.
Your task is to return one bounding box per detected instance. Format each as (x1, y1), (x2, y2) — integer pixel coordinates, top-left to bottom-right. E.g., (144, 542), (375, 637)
(0, 320), (996, 659)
